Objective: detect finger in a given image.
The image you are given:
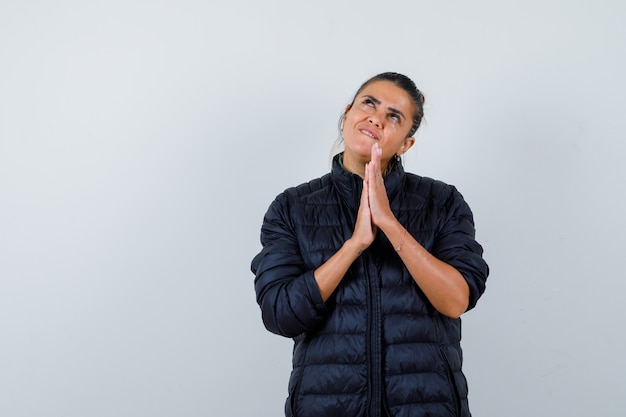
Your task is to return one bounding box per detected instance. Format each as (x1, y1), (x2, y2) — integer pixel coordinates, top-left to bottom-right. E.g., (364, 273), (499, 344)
(360, 174), (369, 206)
(374, 142), (382, 158)
(367, 161), (376, 184)
(370, 144), (377, 172)
(371, 143), (382, 177)
(357, 177), (373, 235)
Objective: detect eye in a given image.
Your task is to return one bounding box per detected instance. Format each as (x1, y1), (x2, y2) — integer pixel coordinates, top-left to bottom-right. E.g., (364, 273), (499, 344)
(362, 98), (375, 107)
(389, 113), (401, 123)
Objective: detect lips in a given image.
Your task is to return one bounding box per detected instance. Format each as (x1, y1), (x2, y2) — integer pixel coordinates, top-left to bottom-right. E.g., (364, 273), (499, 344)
(359, 128), (379, 140)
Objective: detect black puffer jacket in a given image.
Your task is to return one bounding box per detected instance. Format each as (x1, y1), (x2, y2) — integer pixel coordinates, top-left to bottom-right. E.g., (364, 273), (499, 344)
(252, 155), (489, 417)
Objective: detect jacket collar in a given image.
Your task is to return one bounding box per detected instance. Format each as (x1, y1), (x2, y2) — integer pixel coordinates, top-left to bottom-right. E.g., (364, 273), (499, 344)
(331, 153), (405, 210)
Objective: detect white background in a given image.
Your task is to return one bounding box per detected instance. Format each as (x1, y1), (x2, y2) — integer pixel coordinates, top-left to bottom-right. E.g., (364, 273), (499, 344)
(1, 1), (625, 416)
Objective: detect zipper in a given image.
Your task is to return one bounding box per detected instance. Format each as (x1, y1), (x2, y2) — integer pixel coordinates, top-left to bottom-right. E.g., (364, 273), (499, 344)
(364, 251), (383, 417)
(337, 173), (384, 417)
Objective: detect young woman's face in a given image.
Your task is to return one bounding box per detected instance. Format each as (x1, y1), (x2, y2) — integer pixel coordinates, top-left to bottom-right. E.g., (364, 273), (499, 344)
(342, 80), (416, 170)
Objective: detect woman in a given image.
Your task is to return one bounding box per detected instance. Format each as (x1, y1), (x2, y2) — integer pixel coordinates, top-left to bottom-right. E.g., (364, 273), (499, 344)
(251, 72), (489, 417)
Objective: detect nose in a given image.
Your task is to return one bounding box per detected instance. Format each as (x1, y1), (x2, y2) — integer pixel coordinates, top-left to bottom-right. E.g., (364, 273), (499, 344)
(368, 115), (381, 128)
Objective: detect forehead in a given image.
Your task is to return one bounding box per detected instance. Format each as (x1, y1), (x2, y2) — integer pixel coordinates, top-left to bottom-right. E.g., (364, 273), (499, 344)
(357, 80), (415, 114)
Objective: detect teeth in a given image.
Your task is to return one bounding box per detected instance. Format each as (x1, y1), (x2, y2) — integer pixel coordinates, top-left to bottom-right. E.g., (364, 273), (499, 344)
(361, 129), (375, 139)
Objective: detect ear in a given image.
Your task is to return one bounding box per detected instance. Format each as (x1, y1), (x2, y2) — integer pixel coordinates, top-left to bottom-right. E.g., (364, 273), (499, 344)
(398, 137), (416, 156)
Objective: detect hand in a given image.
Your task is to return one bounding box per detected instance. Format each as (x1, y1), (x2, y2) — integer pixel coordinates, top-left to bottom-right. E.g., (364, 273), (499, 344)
(351, 165), (376, 251)
(366, 143), (394, 227)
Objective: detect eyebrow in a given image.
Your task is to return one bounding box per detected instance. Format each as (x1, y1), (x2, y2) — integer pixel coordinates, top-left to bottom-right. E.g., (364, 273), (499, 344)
(363, 95), (407, 121)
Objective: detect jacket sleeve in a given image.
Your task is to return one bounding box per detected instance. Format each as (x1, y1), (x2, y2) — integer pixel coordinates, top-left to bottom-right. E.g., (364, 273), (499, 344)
(432, 186), (489, 311)
(251, 194), (328, 338)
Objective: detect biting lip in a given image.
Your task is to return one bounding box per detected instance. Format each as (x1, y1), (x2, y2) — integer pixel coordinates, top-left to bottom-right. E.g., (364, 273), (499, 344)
(359, 128), (379, 140)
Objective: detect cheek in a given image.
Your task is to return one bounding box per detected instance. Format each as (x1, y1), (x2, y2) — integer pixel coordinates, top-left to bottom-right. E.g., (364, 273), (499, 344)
(343, 112), (355, 127)
(345, 109), (368, 124)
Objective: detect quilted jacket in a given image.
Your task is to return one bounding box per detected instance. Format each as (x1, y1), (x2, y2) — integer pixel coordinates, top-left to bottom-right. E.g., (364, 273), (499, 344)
(252, 154), (489, 417)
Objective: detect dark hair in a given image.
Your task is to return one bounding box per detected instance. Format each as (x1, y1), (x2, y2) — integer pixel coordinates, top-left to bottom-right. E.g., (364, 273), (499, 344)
(345, 72), (425, 137)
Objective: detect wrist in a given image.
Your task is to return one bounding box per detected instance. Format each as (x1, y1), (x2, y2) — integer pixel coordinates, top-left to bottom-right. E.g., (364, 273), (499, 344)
(377, 216), (400, 234)
(344, 238), (367, 256)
